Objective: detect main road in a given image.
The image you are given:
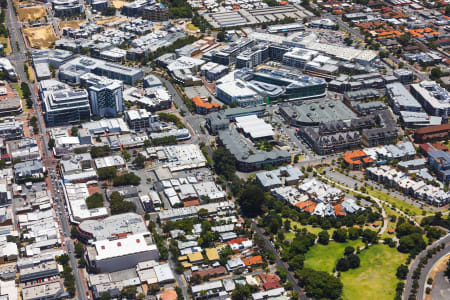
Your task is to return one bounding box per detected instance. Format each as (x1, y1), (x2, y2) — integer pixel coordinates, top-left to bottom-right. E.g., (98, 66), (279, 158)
(403, 234), (450, 300)
(6, 1), (86, 299)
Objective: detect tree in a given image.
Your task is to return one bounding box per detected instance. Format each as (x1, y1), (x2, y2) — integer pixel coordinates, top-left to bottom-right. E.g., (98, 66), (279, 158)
(347, 254), (360, 269)
(110, 191), (136, 215)
(396, 264), (409, 280)
(48, 138), (55, 149)
(295, 268), (343, 299)
(431, 67), (443, 79)
(289, 254), (305, 270)
(332, 228), (348, 243)
(100, 293), (111, 300)
(85, 192), (103, 209)
(97, 166), (117, 180)
(70, 226), (79, 239)
(113, 172), (141, 186)
(56, 254), (70, 266)
(398, 233), (426, 255)
(74, 242), (84, 258)
(344, 246), (355, 256)
(120, 286), (137, 300)
(71, 126), (79, 137)
(318, 230), (329, 245)
(238, 184), (265, 217)
(217, 31), (226, 42)
(336, 257), (350, 271)
(232, 284), (257, 300)
(213, 147), (236, 181)
(121, 150), (131, 161)
(362, 229), (377, 244)
(133, 153), (146, 169)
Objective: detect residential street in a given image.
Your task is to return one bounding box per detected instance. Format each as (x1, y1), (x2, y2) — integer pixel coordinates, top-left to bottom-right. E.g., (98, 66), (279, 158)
(252, 223), (308, 300)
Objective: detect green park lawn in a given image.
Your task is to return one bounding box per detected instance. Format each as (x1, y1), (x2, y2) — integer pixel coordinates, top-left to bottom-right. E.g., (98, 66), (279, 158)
(367, 188), (432, 217)
(340, 244), (407, 300)
(304, 240), (364, 273)
(283, 218), (336, 236)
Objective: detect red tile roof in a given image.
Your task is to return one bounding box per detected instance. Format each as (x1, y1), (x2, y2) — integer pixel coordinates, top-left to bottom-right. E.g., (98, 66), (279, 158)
(243, 256), (263, 266)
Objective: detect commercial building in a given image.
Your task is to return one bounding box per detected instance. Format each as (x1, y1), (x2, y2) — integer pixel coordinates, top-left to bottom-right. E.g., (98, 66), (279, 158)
(63, 182), (107, 223)
(22, 282), (64, 300)
(150, 128), (191, 141)
(428, 151), (450, 182)
(300, 127), (361, 155)
(211, 38), (255, 66)
(267, 23), (305, 34)
(192, 96), (220, 115)
(0, 118), (23, 140)
(256, 165), (304, 191)
(0, 58), (17, 79)
(410, 81), (450, 118)
(280, 100), (357, 127)
(121, 0), (169, 22)
(39, 80), (91, 127)
(218, 130), (291, 171)
(393, 69), (414, 84)
(19, 261), (59, 282)
(235, 115), (274, 140)
(386, 82), (422, 114)
(86, 232), (159, 272)
(59, 56), (143, 86)
(282, 48), (319, 69)
(399, 111), (442, 128)
(52, 0), (83, 17)
(414, 124), (450, 143)
(78, 213), (147, 243)
(204, 5), (311, 28)
(124, 109), (159, 132)
(216, 68), (326, 106)
(80, 73), (124, 117)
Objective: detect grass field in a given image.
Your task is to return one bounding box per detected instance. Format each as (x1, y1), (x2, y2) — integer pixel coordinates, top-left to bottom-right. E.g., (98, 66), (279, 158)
(0, 37), (11, 55)
(59, 20), (87, 30)
(17, 6), (46, 22)
(12, 83), (31, 113)
(284, 218), (335, 235)
(111, 0), (128, 8)
(186, 23), (199, 31)
(380, 205), (400, 240)
(367, 188), (433, 217)
(23, 25), (58, 49)
(304, 240), (365, 273)
(341, 244), (407, 300)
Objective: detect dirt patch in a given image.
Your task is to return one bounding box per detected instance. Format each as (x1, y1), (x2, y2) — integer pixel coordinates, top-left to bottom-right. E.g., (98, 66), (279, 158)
(87, 185), (101, 196)
(17, 6), (47, 22)
(95, 16), (120, 25)
(111, 0), (128, 9)
(23, 25), (58, 49)
(59, 20), (88, 30)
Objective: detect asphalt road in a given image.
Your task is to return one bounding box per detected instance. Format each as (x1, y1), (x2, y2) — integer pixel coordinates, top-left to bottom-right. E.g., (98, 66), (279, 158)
(403, 234), (450, 300)
(6, 1), (86, 299)
(252, 224), (308, 300)
(430, 265), (450, 300)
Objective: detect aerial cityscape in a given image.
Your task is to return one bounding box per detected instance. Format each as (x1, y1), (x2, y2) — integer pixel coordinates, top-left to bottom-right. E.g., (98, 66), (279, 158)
(0, 0), (449, 299)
